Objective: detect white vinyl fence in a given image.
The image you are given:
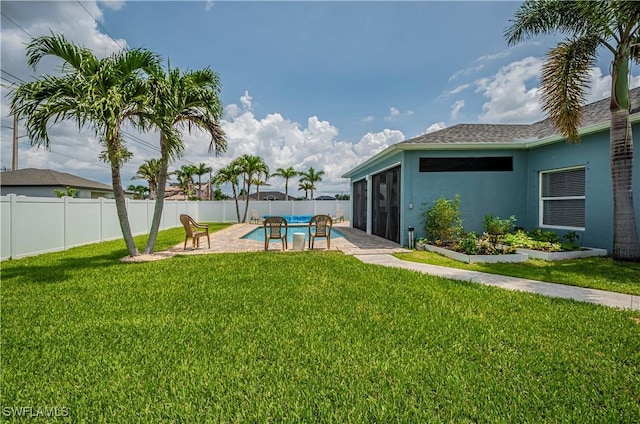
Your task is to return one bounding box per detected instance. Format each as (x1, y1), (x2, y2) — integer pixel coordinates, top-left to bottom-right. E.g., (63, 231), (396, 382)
(0, 195), (350, 260)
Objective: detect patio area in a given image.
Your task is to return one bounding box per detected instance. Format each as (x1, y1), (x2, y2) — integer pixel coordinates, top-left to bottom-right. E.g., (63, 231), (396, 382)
(166, 222), (410, 256)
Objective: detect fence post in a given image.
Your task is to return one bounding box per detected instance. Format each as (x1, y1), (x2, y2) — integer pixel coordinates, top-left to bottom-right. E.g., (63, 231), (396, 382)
(63, 196), (69, 250)
(9, 194), (16, 259)
(99, 197), (104, 242)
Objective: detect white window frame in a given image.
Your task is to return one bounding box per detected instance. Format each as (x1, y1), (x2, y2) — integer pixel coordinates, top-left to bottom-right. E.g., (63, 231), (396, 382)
(539, 165), (586, 231)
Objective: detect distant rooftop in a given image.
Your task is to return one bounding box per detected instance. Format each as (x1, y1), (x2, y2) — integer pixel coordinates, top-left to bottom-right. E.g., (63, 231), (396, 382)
(0, 168), (113, 191)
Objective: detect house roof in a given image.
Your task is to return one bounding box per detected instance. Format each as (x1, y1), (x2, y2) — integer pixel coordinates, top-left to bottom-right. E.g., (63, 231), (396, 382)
(0, 168), (113, 191)
(248, 191), (288, 200)
(343, 87), (640, 178)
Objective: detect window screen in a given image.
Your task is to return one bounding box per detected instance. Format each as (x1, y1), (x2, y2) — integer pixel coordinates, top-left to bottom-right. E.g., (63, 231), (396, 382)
(540, 167), (585, 229)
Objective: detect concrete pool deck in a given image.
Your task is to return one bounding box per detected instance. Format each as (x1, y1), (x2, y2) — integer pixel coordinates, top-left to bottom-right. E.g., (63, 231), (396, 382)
(151, 223), (638, 311)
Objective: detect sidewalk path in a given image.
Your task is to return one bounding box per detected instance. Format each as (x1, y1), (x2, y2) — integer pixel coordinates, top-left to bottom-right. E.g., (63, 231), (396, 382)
(355, 253), (639, 311)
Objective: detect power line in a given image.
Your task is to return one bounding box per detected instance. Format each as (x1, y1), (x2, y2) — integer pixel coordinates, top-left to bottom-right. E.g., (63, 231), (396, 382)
(0, 11), (33, 38)
(1, 71), (28, 85)
(75, 0), (127, 51)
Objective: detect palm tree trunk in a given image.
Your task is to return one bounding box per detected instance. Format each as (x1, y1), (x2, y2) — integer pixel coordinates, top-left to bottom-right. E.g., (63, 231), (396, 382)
(110, 162), (139, 256)
(242, 181), (251, 223)
(610, 108), (640, 260)
(285, 179), (289, 201)
(231, 183), (241, 222)
(144, 136), (169, 254)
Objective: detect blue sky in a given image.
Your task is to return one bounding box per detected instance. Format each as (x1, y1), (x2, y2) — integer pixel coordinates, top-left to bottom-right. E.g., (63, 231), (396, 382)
(1, 1), (638, 196)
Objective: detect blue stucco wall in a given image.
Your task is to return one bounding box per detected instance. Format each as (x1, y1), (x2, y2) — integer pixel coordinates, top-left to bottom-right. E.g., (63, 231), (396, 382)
(402, 150), (528, 244)
(349, 123), (640, 251)
(525, 123), (640, 252)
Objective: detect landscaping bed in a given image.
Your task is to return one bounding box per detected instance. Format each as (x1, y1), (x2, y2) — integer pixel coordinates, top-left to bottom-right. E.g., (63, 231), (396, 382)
(423, 243), (528, 263)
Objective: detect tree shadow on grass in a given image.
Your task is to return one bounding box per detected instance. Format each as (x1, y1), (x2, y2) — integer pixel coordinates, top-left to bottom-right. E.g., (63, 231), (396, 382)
(1, 250), (131, 285)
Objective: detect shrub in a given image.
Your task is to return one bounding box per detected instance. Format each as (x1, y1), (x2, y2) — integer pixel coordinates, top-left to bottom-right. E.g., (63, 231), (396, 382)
(458, 232), (479, 255)
(483, 214), (516, 247)
(422, 195), (463, 244)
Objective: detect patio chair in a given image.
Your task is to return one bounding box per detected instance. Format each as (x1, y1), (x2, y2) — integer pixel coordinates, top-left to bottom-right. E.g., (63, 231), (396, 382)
(332, 210), (345, 223)
(250, 210), (263, 224)
(180, 214), (210, 250)
(308, 214), (333, 250)
(263, 216), (288, 251)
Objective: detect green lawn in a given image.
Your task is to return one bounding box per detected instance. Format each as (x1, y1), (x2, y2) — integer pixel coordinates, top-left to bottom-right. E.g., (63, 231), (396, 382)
(395, 250), (640, 296)
(2, 227), (639, 422)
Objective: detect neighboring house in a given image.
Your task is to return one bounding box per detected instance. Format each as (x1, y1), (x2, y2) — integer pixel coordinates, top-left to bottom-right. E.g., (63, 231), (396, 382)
(0, 168), (115, 198)
(315, 195), (336, 201)
(248, 191), (288, 201)
(342, 88), (640, 253)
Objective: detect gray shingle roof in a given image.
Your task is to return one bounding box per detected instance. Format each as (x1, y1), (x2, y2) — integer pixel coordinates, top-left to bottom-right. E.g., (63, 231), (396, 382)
(0, 168), (113, 191)
(399, 87), (640, 146)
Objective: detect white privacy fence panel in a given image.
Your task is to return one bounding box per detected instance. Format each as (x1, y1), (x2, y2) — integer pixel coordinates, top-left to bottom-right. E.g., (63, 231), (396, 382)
(1, 196), (351, 260)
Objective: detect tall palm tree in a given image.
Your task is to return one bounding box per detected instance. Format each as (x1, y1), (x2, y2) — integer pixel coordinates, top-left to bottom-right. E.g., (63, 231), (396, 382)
(10, 33), (171, 257)
(233, 154), (269, 222)
(132, 158), (161, 199)
(143, 66), (226, 254)
(299, 166), (325, 200)
(194, 162), (213, 200)
(174, 165), (197, 198)
(298, 181), (313, 200)
(214, 163), (242, 221)
(506, 0), (640, 261)
(272, 166), (298, 200)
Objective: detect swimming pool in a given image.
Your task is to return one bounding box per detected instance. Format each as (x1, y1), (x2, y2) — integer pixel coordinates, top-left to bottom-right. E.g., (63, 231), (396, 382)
(242, 226), (346, 243)
(263, 215), (313, 224)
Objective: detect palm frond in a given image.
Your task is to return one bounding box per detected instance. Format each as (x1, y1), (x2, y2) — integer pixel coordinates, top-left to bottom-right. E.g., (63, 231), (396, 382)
(505, 0), (588, 45)
(540, 35), (599, 143)
(25, 32), (89, 71)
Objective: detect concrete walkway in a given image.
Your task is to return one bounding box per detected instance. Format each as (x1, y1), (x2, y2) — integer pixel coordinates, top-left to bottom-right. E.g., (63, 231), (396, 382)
(156, 223), (638, 311)
(355, 253), (639, 311)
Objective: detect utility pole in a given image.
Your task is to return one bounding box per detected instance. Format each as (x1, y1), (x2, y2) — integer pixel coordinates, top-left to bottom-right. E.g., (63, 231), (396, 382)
(12, 113), (18, 170)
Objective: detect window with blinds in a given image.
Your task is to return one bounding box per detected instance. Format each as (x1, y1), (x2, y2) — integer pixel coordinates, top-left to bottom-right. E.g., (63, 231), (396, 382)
(539, 167), (585, 229)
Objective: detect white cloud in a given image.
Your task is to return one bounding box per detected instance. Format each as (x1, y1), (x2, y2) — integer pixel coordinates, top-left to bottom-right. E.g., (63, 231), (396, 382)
(386, 107), (400, 120)
(425, 122), (446, 134)
(476, 56), (543, 124)
(450, 100), (465, 121)
(384, 107), (413, 121)
(240, 90), (253, 110)
(205, 0), (214, 11)
(585, 68), (640, 103)
(362, 115), (375, 123)
(449, 64), (484, 82)
(445, 84), (470, 96)
(207, 98), (405, 196)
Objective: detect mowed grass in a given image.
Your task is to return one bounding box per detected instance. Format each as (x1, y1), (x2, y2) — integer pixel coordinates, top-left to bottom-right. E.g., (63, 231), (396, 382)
(2, 227), (640, 422)
(395, 250), (640, 296)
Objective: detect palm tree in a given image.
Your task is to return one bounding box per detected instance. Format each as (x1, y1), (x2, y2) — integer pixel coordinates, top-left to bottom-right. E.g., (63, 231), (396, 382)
(132, 158), (161, 199)
(252, 178), (270, 201)
(10, 33), (169, 257)
(272, 166), (298, 200)
(174, 165), (197, 198)
(299, 166), (325, 200)
(233, 155), (269, 222)
(127, 184), (150, 200)
(506, 0), (640, 261)
(143, 66), (226, 253)
(298, 181), (313, 200)
(214, 163), (241, 221)
(194, 162), (213, 200)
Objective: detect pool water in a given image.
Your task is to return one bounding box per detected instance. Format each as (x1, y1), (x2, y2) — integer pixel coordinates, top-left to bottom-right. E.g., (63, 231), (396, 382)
(242, 226), (346, 243)
(263, 215), (313, 224)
